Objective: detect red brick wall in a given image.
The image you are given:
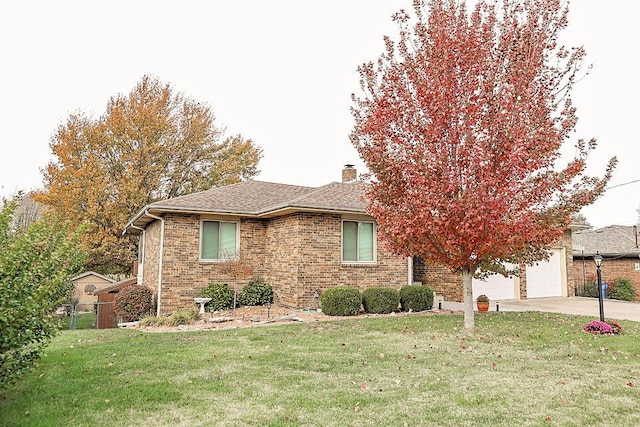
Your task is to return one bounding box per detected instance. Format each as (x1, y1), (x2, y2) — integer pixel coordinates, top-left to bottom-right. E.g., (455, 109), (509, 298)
(413, 258), (462, 301)
(140, 220), (161, 302)
(296, 213), (408, 309)
(573, 257), (640, 302)
(142, 212), (409, 313)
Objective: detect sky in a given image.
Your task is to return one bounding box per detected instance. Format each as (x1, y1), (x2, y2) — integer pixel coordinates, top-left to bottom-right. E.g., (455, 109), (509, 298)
(0, 0), (638, 229)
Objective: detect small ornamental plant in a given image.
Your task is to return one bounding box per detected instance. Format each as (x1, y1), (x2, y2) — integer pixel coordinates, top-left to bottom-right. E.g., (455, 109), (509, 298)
(605, 320), (623, 335)
(584, 320), (614, 335)
(476, 294), (489, 303)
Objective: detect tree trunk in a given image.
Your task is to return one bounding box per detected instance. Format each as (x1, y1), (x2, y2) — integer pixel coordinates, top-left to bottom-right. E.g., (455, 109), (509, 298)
(462, 267), (474, 329)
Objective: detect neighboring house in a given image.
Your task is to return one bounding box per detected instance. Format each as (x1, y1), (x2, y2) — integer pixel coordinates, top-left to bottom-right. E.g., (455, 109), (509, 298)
(123, 166), (410, 315)
(70, 271), (116, 307)
(572, 225), (640, 301)
(414, 229), (579, 303)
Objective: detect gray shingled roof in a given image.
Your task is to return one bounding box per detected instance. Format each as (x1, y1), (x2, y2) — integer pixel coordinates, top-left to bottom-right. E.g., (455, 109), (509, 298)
(146, 181), (317, 215)
(124, 180), (368, 232)
(572, 225), (640, 257)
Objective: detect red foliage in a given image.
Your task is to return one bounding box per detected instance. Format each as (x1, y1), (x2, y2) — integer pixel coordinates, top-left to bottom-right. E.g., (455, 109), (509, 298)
(114, 285), (154, 322)
(351, 0), (616, 328)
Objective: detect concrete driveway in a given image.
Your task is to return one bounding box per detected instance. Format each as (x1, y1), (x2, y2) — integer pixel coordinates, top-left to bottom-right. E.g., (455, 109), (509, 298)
(442, 297), (640, 322)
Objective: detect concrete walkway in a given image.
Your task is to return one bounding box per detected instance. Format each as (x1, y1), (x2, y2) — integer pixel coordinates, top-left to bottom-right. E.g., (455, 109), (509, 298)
(440, 297), (640, 322)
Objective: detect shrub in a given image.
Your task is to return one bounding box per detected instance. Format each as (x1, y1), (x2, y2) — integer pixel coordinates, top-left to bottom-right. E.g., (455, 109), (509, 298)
(361, 288), (399, 314)
(139, 316), (167, 327)
(0, 200), (87, 389)
(607, 278), (636, 302)
(582, 281), (599, 298)
(584, 320), (614, 335)
(239, 281), (274, 306)
(320, 286), (362, 316)
(114, 285), (154, 322)
(200, 283), (235, 311)
(400, 285), (434, 312)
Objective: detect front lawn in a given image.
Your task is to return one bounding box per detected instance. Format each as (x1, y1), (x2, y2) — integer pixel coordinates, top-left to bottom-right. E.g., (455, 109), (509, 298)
(1, 312), (639, 426)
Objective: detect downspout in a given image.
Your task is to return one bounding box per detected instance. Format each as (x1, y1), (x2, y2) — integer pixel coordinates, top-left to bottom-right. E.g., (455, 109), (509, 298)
(145, 210), (165, 317)
(407, 256), (413, 286)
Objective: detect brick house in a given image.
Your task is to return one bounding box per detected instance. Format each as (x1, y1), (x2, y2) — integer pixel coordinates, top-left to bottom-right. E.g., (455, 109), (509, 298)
(123, 166), (410, 315)
(124, 165), (580, 314)
(572, 225), (640, 301)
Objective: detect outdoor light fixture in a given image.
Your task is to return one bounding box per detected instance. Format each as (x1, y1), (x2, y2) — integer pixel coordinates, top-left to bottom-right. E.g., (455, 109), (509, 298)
(594, 251), (605, 321)
(594, 252), (602, 268)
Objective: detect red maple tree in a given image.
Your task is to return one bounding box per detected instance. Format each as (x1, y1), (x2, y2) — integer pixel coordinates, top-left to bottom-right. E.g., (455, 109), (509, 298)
(351, 0), (616, 328)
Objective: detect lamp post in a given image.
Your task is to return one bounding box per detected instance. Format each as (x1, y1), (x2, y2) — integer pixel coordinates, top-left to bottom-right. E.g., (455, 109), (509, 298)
(594, 251), (604, 321)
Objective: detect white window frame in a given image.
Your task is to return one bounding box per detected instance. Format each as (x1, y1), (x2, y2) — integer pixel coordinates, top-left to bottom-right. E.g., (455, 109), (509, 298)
(341, 219), (377, 264)
(199, 219), (240, 262)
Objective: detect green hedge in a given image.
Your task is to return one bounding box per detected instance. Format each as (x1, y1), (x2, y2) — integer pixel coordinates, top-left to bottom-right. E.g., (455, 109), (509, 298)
(400, 285), (433, 312)
(321, 286), (362, 316)
(200, 283), (235, 311)
(362, 287), (399, 314)
(608, 278), (636, 301)
(239, 281), (274, 306)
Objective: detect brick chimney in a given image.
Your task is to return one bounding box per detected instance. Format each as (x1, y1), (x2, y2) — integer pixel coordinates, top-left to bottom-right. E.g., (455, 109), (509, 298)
(342, 164), (357, 183)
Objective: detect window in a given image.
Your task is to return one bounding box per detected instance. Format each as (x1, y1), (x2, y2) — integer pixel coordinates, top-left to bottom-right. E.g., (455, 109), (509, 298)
(201, 220), (238, 261)
(342, 220), (375, 263)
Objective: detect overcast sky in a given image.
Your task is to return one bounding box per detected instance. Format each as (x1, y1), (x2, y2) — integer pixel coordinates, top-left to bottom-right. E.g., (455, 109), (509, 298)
(1, 0), (638, 228)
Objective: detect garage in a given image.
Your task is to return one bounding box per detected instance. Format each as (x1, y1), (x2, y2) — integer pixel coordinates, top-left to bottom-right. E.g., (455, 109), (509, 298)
(472, 249), (566, 300)
(525, 248), (565, 298)
(472, 264), (517, 301)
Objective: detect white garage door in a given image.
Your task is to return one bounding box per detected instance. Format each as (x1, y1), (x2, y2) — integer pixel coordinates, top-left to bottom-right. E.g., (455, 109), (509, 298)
(472, 264), (517, 301)
(526, 249), (564, 298)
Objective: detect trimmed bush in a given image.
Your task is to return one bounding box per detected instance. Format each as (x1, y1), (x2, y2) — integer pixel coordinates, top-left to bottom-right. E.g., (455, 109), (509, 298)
(321, 286), (362, 316)
(400, 285), (434, 312)
(362, 288), (399, 314)
(239, 281), (274, 306)
(607, 278), (636, 302)
(200, 283), (235, 311)
(114, 285), (154, 322)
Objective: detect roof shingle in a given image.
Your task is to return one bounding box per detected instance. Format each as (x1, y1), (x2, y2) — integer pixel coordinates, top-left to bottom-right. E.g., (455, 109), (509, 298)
(125, 180), (369, 231)
(572, 225), (640, 257)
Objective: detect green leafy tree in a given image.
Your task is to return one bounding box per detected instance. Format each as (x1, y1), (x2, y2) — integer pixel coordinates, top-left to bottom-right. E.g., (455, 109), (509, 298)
(35, 75), (262, 274)
(0, 198), (87, 388)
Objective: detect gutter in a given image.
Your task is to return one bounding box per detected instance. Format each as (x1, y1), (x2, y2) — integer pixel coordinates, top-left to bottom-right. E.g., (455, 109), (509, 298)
(144, 210), (165, 317)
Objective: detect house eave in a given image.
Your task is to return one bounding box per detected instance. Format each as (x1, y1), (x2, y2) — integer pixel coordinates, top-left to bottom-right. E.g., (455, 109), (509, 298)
(572, 251), (640, 259)
(123, 205), (369, 234)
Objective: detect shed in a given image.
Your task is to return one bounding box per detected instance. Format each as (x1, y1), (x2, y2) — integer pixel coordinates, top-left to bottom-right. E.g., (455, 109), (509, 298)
(94, 277), (136, 329)
(70, 271), (115, 307)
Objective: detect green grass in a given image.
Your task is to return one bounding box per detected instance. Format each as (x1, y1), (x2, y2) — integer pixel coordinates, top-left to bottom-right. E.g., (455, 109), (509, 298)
(1, 312), (639, 426)
(59, 311), (97, 330)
